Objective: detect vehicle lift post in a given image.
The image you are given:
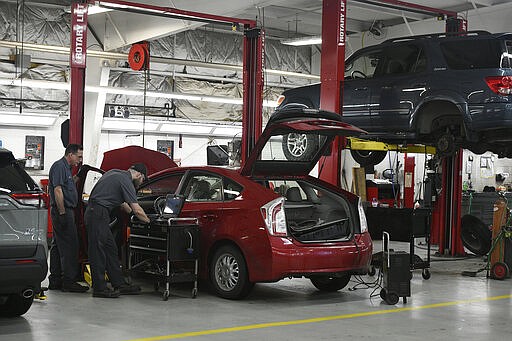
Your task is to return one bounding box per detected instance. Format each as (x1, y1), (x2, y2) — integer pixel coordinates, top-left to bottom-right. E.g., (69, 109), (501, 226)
(69, 0), (262, 168)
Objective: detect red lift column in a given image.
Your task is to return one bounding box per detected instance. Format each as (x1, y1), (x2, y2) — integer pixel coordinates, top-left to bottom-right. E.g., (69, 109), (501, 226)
(69, 2), (88, 146)
(318, 0), (347, 187)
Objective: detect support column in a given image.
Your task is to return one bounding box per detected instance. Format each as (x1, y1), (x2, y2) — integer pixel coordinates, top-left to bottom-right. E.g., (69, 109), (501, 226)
(83, 60), (109, 167)
(69, 2), (88, 146)
(318, 0), (347, 187)
(241, 28), (264, 166)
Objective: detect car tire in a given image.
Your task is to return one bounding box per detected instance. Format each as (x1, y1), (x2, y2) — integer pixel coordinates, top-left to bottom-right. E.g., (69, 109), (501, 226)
(282, 133), (319, 161)
(0, 294), (34, 317)
(461, 214), (492, 256)
(310, 273), (351, 292)
(209, 245), (254, 300)
(350, 150), (387, 166)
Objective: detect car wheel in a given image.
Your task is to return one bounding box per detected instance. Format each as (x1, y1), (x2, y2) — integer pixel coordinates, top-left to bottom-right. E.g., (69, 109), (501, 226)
(209, 245), (254, 300)
(350, 150), (387, 166)
(282, 133), (319, 161)
(461, 214), (492, 256)
(310, 274), (351, 292)
(435, 131), (457, 157)
(0, 294), (34, 317)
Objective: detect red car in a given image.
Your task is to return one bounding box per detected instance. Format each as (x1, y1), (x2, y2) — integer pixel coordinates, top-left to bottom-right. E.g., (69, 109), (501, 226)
(78, 108), (373, 299)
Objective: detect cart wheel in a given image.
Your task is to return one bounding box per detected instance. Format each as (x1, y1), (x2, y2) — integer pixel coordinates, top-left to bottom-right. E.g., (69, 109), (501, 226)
(379, 288), (387, 301)
(163, 290), (170, 301)
(422, 268), (431, 280)
(368, 266), (376, 276)
(192, 288), (198, 298)
(385, 292), (399, 305)
(490, 262), (510, 280)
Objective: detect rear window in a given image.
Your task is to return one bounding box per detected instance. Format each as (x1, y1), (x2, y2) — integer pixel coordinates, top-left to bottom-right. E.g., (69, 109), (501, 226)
(0, 161), (39, 193)
(440, 39), (504, 69)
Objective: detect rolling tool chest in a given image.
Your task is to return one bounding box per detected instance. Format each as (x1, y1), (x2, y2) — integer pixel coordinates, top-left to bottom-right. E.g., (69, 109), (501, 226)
(128, 195), (200, 300)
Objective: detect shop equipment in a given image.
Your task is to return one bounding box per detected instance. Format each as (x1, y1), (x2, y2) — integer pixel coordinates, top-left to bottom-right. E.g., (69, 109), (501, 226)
(129, 195), (200, 300)
(380, 232), (411, 305)
(367, 207), (431, 279)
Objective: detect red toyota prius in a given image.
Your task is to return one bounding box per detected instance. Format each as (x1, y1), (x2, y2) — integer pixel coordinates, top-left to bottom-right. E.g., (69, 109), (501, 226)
(78, 108), (373, 299)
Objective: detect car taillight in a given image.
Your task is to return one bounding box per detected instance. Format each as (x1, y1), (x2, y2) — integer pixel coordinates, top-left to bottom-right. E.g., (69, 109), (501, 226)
(485, 76), (512, 95)
(11, 193), (46, 208)
(357, 198), (368, 233)
(276, 95), (286, 107)
(260, 197), (287, 237)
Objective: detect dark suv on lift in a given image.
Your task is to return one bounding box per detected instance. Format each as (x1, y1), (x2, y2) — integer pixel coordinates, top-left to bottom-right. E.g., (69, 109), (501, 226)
(276, 31), (512, 164)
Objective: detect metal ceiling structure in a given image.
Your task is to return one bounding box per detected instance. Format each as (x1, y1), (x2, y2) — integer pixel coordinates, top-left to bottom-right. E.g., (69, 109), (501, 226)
(20, 0), (511, 51)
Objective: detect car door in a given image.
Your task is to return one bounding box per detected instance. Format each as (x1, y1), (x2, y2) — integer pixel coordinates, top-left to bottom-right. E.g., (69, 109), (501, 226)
(343, 47), (384, 130)
(369, 44), (428, 133)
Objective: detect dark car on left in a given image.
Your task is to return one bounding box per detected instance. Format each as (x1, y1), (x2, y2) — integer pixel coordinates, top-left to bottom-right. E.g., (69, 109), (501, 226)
(0, 148), (48, 317)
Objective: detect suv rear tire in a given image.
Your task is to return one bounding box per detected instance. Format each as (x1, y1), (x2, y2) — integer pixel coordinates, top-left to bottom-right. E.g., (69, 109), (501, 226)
(350, 150), (387, 166)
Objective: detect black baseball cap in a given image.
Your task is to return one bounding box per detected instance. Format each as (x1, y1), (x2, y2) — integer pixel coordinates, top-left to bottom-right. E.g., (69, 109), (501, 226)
(130, 163), (147, 180)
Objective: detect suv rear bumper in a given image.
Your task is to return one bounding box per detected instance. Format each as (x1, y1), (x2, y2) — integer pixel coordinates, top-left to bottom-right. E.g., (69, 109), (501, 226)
(0, 245), (47, 295)
(468, 103), (512, 136)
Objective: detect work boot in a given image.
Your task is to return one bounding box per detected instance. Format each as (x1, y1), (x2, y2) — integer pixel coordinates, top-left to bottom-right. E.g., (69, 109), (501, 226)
(116, 284), (142, 295)
(92, 288), (120, 298)
(61, 282), (89, 293)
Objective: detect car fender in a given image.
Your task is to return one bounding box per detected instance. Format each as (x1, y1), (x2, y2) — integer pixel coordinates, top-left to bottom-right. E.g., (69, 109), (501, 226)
(410, 89), (469, 132)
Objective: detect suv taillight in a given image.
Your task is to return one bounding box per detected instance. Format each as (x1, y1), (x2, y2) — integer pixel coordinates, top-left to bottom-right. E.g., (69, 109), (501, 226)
(260, 197), (287, 237)
(11, 193), (46, 208)
(485, 76), (512, 95)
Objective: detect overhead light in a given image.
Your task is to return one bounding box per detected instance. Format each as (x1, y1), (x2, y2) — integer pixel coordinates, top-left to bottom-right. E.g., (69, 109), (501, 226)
(0, 111), (59, 127)
(102, 118), (159, 132)
(160, 123), (213, 135)
(281, 36), (322, 46)
(0, 78), (279, 108)
(212, 126), (242, 137)
(87, 5), (112, 15)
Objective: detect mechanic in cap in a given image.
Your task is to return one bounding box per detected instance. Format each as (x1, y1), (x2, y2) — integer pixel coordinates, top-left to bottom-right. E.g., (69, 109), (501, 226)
(85, 163), (150, 298)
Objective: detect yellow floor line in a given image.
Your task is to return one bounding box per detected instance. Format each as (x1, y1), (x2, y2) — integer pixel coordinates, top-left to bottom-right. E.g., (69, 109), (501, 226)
(126, 294), (512, 341)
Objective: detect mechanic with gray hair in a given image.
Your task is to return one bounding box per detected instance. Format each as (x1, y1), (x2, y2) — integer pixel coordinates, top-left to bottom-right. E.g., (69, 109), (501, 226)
(85, 163), (150, 298)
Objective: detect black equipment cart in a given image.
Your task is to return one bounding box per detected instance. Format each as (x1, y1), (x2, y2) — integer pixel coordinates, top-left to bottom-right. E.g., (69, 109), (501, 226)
(128, 195), (200, 300)
(366, 207), (431, 280)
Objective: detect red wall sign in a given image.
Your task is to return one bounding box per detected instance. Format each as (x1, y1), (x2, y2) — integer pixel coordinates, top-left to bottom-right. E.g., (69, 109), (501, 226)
(70, 3), (88, 68)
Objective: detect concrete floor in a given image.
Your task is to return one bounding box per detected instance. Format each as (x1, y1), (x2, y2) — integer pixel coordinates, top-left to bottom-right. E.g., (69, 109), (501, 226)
(1, 242), (511, 341)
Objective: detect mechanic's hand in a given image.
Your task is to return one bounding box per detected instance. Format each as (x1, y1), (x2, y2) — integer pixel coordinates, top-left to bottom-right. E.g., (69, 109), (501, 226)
(58, 213), (68, 226)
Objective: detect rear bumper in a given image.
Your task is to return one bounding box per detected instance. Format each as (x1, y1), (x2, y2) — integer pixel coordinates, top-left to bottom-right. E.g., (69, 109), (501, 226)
(0, 245), (47, 295)
(468, 103), (512, 141)
(253, 232), (373, 282)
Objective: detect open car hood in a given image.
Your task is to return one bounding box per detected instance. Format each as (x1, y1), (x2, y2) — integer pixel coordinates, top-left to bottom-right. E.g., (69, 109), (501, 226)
(100, 145), (178, 175)
(240, 108), (366, 177)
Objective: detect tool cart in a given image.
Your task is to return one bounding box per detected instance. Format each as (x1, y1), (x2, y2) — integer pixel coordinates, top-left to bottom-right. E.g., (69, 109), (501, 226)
(366, 207), (431, 279)
(128, 195), (200, 300)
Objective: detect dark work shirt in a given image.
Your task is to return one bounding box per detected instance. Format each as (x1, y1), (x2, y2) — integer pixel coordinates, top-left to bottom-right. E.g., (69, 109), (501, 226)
(88, 169), (138, 211)
(49, 157), (78, 208)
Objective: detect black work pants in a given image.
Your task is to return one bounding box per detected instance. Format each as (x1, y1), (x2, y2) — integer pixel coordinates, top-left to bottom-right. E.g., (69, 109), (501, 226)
(84, 204), (123, 291)
(49, 207), (79, 286)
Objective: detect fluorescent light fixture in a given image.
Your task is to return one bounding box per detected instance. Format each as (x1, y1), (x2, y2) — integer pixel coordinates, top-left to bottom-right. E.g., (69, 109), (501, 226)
(0, 111), (59, 127)
(211, 126), (242, 137)
(281, 36), (322, 46)
(102, 118), (159, 132)
(88, 5), (112, 15)
(0, 79), (278, 108)
(160, 123), (213, 135)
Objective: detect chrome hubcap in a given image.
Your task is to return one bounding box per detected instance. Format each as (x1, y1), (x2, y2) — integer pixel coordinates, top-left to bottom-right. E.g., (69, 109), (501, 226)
(287, 133), (307, 157)
(215, 253), (239, 291)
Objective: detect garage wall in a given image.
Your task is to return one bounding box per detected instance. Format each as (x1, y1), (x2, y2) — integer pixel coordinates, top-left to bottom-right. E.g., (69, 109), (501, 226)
(0, 121), (233, 185)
